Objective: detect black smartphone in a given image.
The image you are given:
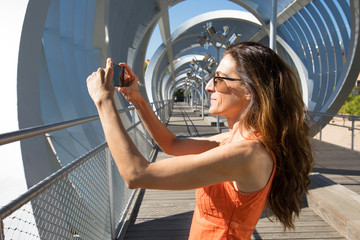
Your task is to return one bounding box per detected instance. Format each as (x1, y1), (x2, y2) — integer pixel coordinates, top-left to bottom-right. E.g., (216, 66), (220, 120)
(113, 64), (125, 87)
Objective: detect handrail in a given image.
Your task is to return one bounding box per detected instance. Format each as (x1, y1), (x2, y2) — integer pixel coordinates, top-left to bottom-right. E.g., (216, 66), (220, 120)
(0, 100), (168, 146)
(310, 111), (360, 151)
(0, 108), (131, 146)
(0, 143), (107, 219)
(310, 111), (360, 121)
(0, 115), (150, 220)
(0, 100), (172, 239)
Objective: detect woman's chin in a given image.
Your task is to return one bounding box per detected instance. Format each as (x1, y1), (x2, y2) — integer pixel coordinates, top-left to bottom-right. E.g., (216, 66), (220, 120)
(209, 107), (220, 115)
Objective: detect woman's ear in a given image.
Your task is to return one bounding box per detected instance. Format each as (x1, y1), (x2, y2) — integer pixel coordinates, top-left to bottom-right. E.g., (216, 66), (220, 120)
(244, 88), (252, 101)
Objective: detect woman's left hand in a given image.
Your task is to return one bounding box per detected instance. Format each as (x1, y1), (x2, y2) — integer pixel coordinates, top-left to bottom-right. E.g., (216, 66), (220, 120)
(86, 58), (115, 106)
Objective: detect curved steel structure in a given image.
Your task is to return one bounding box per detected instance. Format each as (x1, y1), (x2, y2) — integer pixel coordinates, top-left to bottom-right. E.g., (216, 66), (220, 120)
(6, 0), (359, 207)
(17, 0), (357, 158)
(1, 0), (359, 238)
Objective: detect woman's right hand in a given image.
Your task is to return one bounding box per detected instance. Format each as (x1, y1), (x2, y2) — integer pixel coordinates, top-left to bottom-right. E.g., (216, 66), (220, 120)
(116, 63), (143, 104)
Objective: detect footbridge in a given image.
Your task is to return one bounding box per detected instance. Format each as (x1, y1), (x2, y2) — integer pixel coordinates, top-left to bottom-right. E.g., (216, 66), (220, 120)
(1, 0), (360, 239)
(124, 103), (360, 239)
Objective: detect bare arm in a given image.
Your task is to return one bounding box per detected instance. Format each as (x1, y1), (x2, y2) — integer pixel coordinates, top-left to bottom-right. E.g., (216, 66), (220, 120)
(117, 62), (221, 156)
(86, 59), (273, 190)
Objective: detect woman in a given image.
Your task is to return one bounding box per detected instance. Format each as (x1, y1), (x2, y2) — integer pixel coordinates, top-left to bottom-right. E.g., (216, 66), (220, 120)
(86, 42), (314, 239)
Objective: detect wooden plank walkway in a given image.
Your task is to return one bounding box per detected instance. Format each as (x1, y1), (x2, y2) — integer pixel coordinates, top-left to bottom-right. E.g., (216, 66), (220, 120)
(312, 140), (360, 195)
(123, 103), (359, 239)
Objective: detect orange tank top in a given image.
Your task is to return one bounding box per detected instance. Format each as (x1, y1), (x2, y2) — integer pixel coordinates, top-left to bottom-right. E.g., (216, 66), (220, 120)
(188, 136), (276, 240)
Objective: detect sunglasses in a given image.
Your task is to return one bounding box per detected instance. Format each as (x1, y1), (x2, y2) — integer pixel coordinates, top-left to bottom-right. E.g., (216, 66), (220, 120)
(212, 76), (243, 92)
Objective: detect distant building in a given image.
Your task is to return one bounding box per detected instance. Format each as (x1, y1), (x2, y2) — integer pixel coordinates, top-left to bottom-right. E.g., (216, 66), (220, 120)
(353, 74), (360, 95)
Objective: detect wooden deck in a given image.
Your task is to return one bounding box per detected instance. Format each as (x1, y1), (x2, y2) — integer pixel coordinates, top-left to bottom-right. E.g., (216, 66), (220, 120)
(124, 187), (345, 239)
(123, 103), (359, 239)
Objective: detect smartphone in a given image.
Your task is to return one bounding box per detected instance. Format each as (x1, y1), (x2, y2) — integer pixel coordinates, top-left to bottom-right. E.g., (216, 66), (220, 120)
(113, 64), (125, 87)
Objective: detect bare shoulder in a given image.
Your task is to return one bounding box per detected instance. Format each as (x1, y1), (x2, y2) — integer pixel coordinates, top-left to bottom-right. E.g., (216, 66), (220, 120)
(185, 131), (230, 146)
(222, 139), (267, 158)
(219, 139), (273, 179)
(204, 131), (231, 143)
(223, 139), (274, 191)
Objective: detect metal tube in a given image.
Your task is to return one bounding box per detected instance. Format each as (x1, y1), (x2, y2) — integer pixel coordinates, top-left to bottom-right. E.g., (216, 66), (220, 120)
(201, 76), (204, 119)
(270, 0), (278, 50)
(0, 219), (4, 240)
(351, 119), (355, 150)
(132, 109), (138, 146)
(191, 90), (193, 109)
(319, 122), (322, 141)
(0, 108), (133, 146)
(0, 100), (171, 239)
(0, 101), (169, 148)
(145, 122), (150, 158)
(0, 103), (164, 219)
(216, 47), (220, 131)
(115, 189), (138, 238)
(106, 148), (116, 239)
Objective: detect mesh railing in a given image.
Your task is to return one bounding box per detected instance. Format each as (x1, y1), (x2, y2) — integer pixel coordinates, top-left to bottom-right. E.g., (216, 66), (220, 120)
(310, 111), (360, 151)
(0, 100), (173, 240)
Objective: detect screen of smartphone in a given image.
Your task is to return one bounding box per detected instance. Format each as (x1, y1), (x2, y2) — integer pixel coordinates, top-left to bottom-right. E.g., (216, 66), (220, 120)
(113, 65), (125, 87)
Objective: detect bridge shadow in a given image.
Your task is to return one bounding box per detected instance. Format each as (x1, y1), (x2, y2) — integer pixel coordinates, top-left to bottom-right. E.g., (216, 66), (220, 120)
(125, 211), (193, 239)
(312, 167), (360, 176)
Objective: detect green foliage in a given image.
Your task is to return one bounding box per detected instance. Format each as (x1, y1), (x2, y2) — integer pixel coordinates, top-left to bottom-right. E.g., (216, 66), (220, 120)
(339, 92), (360, 116)
(144, 60), (149, 72)
(344, 94), (360, 116)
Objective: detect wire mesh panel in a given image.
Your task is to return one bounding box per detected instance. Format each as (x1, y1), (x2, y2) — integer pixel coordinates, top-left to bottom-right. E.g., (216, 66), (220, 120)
(0, 101), (172, 240)
(2, 202), (41, 239)
(2, 149), (112, 239)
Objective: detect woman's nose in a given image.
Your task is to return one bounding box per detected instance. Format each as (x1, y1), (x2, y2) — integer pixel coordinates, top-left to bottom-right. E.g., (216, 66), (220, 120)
(205, 78), (215, 93)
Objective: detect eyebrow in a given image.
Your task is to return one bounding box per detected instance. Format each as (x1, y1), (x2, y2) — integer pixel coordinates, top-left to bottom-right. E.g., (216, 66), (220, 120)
(215, 71), (230, 77)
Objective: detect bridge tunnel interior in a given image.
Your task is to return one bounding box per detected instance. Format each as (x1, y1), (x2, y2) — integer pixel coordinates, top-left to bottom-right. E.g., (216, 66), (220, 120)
(15, 0), (359, 198)
(1, 1), (360, 238)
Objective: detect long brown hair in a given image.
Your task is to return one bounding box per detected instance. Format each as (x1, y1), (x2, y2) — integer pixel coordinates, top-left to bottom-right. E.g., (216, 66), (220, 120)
(225, 42), (314, 230)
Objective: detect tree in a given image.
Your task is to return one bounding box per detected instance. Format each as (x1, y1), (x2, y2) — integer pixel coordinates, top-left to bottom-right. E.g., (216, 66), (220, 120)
(344, 94), (360, 116)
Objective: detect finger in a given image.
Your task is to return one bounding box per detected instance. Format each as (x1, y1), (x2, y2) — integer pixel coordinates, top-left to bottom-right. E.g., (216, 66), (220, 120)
(119, 87), (131, 97)
(97, 68), (105, 82)
(104, 61), (113, 84)
(118, 87), (126, 94)
(119, 63), (136, 78)
(106, 58), (113, 69)
(97, 67), (104, 74)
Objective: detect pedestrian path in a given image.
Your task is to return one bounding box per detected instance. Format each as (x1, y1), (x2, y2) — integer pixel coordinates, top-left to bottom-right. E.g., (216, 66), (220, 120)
(123, 102), (360, 239)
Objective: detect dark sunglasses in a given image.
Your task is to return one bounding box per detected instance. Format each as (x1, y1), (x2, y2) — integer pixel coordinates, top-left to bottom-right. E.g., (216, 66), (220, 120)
(213, 76), (243, 91)
(213, 76), (242, 82)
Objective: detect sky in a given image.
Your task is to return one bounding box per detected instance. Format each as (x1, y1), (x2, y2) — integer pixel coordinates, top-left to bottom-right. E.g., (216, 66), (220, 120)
(145, 0), (247, 59)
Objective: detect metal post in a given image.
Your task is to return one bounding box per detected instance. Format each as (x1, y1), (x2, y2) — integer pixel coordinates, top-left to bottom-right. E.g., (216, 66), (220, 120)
(190, 91), (193, 109)
(319, 120), (322, 141)
(195, 91), (198, 112)
(201, 78), (204, 119)
(145, 125), (150, 158)
(351, 119), (355, 150)
(162, 105), (165, 123)
(132, 109), (138, 146)
(270, 0), (278, 50)
(216, 47), (220, 131)
(106, 148), (116, 239)
(0, 219), (4, 240)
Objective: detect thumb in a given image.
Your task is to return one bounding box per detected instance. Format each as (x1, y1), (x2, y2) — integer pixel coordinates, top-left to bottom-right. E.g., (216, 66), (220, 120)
(118, 86), (130, 96)
(105, 58), (114, 85)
